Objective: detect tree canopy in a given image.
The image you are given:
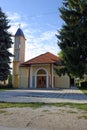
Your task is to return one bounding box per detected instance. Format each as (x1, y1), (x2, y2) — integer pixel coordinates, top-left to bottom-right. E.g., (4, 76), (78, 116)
(0, 7), (13, 81)
(56, 0), (87, 78)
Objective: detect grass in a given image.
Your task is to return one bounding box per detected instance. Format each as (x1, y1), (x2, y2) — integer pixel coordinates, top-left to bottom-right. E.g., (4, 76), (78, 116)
(81, 89), (87, 94)
(0, 110), (7, 114)
(0, 87), (17, 91)
(78, 115), (87, 119)
(42, 110), (50, 112)
(0, 84), (13, 91)
(0, 88), (13, 91)
(78, 86), (87, 95)
(0, 102), (87, 111)
(67, 110), (77, 114)
(0, 102), (46, 109)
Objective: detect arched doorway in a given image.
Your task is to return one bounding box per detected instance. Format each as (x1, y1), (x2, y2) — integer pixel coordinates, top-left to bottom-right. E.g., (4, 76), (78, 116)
(36, 69), (47, 88)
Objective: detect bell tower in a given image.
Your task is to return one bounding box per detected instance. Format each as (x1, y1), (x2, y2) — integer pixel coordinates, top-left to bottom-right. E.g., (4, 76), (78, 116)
(13, 28), (26, 88)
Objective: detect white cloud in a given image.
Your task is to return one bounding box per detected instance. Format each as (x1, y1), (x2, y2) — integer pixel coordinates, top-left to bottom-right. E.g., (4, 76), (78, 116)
(25, 30), (60, 61)
(7, 12), (60, 63)
(7, 12), (21, 21)
(40, 31), (55, 41)
(7, 12), (28, 35)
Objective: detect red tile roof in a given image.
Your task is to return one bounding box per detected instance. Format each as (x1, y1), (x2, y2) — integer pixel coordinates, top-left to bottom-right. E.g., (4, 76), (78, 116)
(21, 52), (61, 66)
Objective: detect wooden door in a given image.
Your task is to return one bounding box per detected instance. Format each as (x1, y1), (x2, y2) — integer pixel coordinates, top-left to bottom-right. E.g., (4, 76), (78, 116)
(37, 76), (46, 88)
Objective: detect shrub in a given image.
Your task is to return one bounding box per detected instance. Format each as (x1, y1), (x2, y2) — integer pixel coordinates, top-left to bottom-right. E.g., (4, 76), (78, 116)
(75, 82), (79, 87)
(0, 84), (13, 89)
(81, 81), (87, 88)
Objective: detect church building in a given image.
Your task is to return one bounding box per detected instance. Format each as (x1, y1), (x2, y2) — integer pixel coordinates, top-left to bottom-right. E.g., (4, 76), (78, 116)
(13, 28), (70, 89)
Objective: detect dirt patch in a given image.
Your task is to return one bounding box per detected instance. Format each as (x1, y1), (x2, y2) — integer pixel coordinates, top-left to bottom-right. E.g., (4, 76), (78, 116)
(0, 106), (87, 130)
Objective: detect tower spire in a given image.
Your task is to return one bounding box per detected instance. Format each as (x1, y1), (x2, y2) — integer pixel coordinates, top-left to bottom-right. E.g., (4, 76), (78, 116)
(13, 28), (26, 88)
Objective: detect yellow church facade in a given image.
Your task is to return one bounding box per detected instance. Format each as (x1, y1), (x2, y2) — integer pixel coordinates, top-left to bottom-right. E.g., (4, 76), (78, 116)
(13, 28), (70, 89)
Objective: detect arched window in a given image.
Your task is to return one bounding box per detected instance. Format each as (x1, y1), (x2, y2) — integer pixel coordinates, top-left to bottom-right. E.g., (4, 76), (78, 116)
(37, 69), (46, 75)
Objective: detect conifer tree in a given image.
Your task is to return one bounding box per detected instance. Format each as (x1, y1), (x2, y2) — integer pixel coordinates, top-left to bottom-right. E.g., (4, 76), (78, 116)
(56, 0), (87, 78)
(0, 8), (13, 82)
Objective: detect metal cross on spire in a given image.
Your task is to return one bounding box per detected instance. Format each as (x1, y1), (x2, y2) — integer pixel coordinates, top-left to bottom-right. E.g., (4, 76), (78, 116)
(18, 24), (21, 28)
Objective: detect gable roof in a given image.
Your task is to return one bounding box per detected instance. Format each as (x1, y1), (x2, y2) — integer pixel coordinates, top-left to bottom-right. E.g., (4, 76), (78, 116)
(21, 52), (61, 66)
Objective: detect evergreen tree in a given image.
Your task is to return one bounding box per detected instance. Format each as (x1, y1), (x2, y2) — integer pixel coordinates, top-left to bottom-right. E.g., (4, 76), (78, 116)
(56, 0), (87, 78)
(0, 8), (13, 82)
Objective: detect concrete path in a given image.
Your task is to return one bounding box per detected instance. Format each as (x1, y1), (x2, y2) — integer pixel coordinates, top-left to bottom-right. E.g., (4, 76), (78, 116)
(0, 126), (44, 130)
(0, 86), (87, 103)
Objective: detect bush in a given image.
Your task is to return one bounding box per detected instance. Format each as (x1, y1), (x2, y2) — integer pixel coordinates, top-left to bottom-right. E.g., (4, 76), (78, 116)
(75, 82), (80, 87)
(81, 81), (87, 89)
(0, 84), (13, 89)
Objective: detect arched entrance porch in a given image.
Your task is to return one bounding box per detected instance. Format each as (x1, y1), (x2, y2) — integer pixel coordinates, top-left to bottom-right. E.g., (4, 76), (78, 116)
(35, 68), (48, 88)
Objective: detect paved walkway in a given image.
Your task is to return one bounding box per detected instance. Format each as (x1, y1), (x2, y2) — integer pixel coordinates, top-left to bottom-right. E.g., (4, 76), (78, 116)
(0, 86), (87, 103)
(0, 126), (43, 130)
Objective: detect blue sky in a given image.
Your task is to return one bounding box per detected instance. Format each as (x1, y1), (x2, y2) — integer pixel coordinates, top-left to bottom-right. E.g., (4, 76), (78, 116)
(0, 0), (63, 61)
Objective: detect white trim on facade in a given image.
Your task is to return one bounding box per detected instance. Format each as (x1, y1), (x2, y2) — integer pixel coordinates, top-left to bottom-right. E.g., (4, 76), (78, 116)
(52, 64), (54, 88)
(30, 65), (32, 88)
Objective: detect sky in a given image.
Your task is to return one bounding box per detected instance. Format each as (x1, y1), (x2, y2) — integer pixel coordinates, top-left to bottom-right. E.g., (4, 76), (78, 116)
(0, 0), (63, 61)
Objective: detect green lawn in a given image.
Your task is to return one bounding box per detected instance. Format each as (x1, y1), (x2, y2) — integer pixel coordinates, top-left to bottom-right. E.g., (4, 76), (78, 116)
(0, 102), (87, 111)
(0, 88), (14, 91)
(81, 89), (87, 95)
(78, 87), (87, 95)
